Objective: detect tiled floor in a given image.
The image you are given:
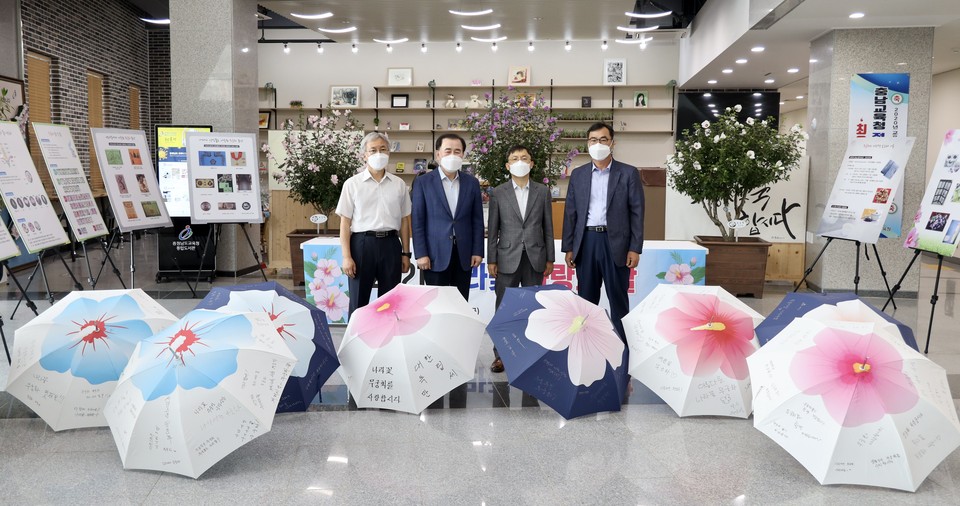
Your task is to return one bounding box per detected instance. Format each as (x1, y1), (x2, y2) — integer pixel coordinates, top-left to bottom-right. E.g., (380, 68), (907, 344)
(1, 232), (960, 504)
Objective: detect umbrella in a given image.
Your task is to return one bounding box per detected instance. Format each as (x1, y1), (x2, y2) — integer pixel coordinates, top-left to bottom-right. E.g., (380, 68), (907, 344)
(194, 281), (339, 412)
(621, 284), (764, 418)
(4, 289), (177, 431)
(337, 284), (484, 414)
(755, 292), (918, 351)
(747, 318), (960, 491)
(486, 285), (628, 420)
(103, 309), (296, 478)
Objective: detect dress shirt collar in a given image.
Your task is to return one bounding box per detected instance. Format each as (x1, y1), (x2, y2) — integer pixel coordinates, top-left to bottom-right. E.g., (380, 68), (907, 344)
(511, 179), (529, 191)
(591, 160), (613, 173)
(360, 168), (392, 183)
(439, 169), (459, 182)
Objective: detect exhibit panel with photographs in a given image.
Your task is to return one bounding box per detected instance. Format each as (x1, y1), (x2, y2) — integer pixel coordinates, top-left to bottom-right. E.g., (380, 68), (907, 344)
(817, 138), (916, 244)
(0, 122), (70, 253)
(32, 123), (109, 242)
(904, 129), (960, 256)
(157, 125), (214, 217)
(91, 128), (173, 232)
(0, 213), (21, 261)
(185, 132), (262, 224)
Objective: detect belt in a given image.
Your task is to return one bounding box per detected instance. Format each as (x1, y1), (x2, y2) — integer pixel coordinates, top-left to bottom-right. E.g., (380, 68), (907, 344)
(585, 226), (607, 232)
(359, 230), (398, 238)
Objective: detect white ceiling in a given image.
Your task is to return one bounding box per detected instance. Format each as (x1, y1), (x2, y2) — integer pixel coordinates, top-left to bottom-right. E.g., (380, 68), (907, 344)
(260, 0), (960, 113)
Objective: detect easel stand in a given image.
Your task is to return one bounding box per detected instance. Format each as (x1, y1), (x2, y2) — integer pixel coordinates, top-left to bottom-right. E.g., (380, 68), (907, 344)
(2, 259), (40, 363)
(883, 250), (943, 354)
(87, 229), (126, 289)
(794, 236), (897, 308)
(10, 246), (85, 319)
(881, 248), (922, 311)
(189, 223), (267, 297)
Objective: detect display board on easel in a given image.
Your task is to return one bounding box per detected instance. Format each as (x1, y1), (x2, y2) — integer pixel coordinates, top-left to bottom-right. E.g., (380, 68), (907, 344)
(816, 138), (916, 244)
(904, 129), (960, 256)
(184, 132), (263, 224)
(32, 123), (109, 242)
(0, 122), (70, 253)
(0, 220), (20, 261)
(90, 128), (173, 232)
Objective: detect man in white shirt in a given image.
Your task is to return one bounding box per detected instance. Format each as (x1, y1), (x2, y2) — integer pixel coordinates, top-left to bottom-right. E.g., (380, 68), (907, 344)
(336, 132), (412, 315)
(486, 145), (555, 372)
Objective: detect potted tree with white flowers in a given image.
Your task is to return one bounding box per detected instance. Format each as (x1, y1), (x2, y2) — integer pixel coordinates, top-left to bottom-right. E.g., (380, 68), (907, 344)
(666, 105), (806, 296)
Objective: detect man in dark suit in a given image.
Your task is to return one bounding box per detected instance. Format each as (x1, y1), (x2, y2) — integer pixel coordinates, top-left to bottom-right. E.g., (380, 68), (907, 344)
(487, 145), (555, 372)
(561, 122), (644, 340)
(411, 133), (484, 300)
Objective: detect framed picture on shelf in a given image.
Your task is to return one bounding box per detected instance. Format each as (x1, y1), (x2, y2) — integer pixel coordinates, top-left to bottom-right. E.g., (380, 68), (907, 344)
(414, 158), (427, 173)
(603, 58), (627, 85)
(391, 94), (409, 108)
(416, 141), (425, 152)
(399, 122), (410, 130)
(581, 96), (592, 108)
(391, 141), (401, 152)
(330, 85), (360, 107)
(395, 162), (406, 173)
(447, 118), (466, 130)
(0, 74), (25, 121)
(387, 68), (413, 86)
(257, 111), (271, 129)
(508, 66), (530, 86)
(634, 90), (649, 108)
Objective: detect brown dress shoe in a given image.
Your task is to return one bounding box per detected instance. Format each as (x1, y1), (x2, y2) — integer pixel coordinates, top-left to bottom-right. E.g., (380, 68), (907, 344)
(490, 358), (504, 373)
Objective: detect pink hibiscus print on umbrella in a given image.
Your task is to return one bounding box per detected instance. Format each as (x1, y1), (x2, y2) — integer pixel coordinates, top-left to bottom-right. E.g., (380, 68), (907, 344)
(349, 285), (438, 348)
(314, 285), (349, 322)
(526, 290), (624, 387)
(665, 263), (694, 284)
(313, 259), (343, 286)
(655, 292), (757, 380)
(790, 327), (919, 427)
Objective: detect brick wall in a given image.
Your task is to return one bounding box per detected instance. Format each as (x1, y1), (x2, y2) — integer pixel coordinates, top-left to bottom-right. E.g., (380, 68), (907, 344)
(148, 29), (171, 155)
(20, 0), (168, 168)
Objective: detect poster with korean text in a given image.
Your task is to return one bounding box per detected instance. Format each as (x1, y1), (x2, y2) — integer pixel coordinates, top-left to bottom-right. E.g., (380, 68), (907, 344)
(904, 130), (960, 256)
(0, 122), (70, 252)
(32, 123), (108, 242)
(91, 128), (172, 232)
(817, 138), (915, 244)
(0, 218), (20, 261)
(849, 73), (909, 238)
(185, 132), (262, 224)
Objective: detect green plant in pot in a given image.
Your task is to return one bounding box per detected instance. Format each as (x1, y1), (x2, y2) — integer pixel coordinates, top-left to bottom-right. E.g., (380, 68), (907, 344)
(666, 105), (806, 241)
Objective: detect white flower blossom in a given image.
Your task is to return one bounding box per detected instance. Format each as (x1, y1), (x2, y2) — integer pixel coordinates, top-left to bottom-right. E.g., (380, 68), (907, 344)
(791, 124), (802, 133)
(693, 161), (702, 170)
(740, 129), (746, 135)
(761, 120), (768, 126)
(701, 120), (710, 128)
(734, 104), (742, 112)
(678, 152), (684, 160)
(713, 135), (720, 143)
(747, 150), (755, 159)
(775, 160), (783, 167)
(725, 107), (731, 113)
(704, 128), (711, 135)
(693, 142), (702, 150)
(720, 133), (726, 140)
(746, 117), (755, 126)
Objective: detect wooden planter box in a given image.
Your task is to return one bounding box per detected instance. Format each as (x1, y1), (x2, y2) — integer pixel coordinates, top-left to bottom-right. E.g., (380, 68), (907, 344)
(695, 235), (772, 298)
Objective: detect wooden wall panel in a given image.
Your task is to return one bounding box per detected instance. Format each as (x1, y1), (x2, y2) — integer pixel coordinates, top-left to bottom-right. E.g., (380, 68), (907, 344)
(266, 190), (341, 269)
(765, 242), (806, 284)
(26, 52), (55, 197)
(86, 72), (106, 197)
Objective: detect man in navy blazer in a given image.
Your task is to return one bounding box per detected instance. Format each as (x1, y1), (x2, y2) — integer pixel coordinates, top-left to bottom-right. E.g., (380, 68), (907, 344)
(411, 133), (484, 300)
(561, 122), (644, 340)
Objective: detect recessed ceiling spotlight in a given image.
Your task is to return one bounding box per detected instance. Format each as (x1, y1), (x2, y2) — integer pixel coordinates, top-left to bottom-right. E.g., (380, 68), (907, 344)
(625, 9), (672, 19)
(897, 62), (907, 65)
(779, 101), (785, 105)
(351, 44), (358, 54)
(764, 78), (775, 84)
(316, 43), (323, 54)
(283, 42), (290, 54)
(809, 58), (818, 63)
(373, 38), (409, 44)
(565, 41), (572, 51)
(755, 103), (762, 107)
(614, 36), (653, 45)
(471, 36), (507, 42)
(708, 103), (716, 108)
(240, 47), (249, 53)
(316, 26), (357, 34)
(755, 113), (762, 117)
(528, 41), (535, 52)
(601, 40), (608, 51)
(736, 58), (748, 64)
(449, 8), (494, 16)
(421, 43), (427, 53)
(796, 95), (805, 99)
(140, 18), (170, 24)
(616, 25), (658, 33)
(455, 42), (462, 52)
(491, 42), (498, 52)
(722, 68), (733, 74)
(751, 46), (765, 52)
(462, 23), (501, 30)
(707, 79), (718, 84)
(787, 68), (799, 73)
(386, 44), (393, 53)
(703, 93), (712, 97)
(849, 12), (865, 19)
(753, 92), (762, 97)
(291, 12), (333, 20)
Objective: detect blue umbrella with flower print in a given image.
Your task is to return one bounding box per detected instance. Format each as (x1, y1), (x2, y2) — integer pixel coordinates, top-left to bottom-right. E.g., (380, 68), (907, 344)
(104, 309), (297, 479)
(3, 289), (177, 431)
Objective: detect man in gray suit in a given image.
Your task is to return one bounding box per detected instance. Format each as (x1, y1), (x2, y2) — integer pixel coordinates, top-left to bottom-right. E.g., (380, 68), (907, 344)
(487, 145), (555, 372)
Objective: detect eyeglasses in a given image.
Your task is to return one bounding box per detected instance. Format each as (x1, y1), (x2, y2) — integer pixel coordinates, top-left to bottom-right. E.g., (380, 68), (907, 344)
(508, 155), (531, 162)
(366, 147), (389, 154)
(587, 136), (611, 145)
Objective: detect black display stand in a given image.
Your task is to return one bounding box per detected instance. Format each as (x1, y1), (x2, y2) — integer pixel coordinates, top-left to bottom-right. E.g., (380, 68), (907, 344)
(91, 228), (127, 289)
(2, 259), (40, 364)
(883, 249), (944, 354)
(189, 223), (266, 296)
(794, 237), (897, 307)
(156, 218), (216, 282)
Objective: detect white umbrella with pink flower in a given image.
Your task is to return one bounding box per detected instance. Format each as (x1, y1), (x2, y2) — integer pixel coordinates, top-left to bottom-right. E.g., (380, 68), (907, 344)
(622, 284), (764, 418)
(747, 319), (960, 491)
(337, 284), (485, 414)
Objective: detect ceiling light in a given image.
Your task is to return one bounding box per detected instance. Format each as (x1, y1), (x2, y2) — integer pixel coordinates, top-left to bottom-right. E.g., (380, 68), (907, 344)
(565, 41), (572, 51)
(491, 42), (498, 52)
(707, 79), (717, 84)
(240, 47), (249, 53)
(722, 68), (733, 74)
(849, 12), (865, 19)
(283, 42), (290, 54)
(755, 113), (762, 117)
(386, 44), (393, 53)
(779, 101), (785, 105)
(751, 46), (765, 52)
(796, 95), (804, 99)
(764, 78), (775, 84)
(736, 58), (748, 64)
(614, 36), (653, 45)
(703, 93), (712, 97)
(373, 37), (409, 44)
(290, 12), (333, 20)
(625, 8), (672, 19)
(455, 42), (462, 53)
(897, 62), (907, 65)
(462, 23), (501, 30)
(809, 58), (818, 63)
(316, 26), (356, 34)
(471, 36), (507, 42)
(708, 103), (716, 108)
(639, 41), (647, 50)
(316, 43), (323, 54)
(601, 40), (608, 51)
(755, 103), (762, 107)
(753, 92), (762, 97)
(449, 8), (494, 16)
(420, 43), (427, 53)
(528, 41), (535, 52)
(140, 18), (170, 24)
(787, 68), (799, 73)
(351, 44), (358, 54)
(616, 25), (658, 33)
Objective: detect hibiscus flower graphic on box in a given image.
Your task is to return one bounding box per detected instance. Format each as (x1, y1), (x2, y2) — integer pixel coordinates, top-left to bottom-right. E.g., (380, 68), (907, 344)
(655, 251), (705, 285)
(304, 246), (350, 324)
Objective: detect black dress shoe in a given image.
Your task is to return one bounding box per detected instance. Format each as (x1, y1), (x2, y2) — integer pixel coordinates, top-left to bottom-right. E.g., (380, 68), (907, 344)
(490, 358), (504, 373)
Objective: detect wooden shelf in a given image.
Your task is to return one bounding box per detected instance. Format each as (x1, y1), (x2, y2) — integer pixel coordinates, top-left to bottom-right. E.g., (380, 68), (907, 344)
(379, 129), (433, 134)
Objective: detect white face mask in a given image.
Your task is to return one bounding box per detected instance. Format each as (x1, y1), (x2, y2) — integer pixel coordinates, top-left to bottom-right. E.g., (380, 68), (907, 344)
(440, 155), (463, 172)
(588, 143), (612, 161)
(509, 161), (531, 177)
(367, 152), (389, 171)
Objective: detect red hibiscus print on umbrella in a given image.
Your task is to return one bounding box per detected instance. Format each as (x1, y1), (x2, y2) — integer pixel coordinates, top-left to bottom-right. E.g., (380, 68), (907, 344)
(655, 292), (758, 380)
(348, 285), (439, 348)
(790, 327), (919, 427)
